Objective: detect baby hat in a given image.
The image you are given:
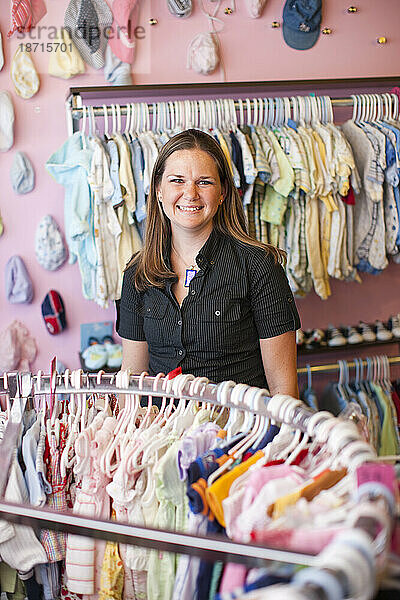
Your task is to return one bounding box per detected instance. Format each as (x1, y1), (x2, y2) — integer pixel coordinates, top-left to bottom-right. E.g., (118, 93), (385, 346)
(167, 0), (192, 18)
(35, 215), (68, 271)
(0, 91), (15, 152)
(31, 0), (47, 26)
(11, 46), (40, 99)
(41, 291), (67, 335)
(108, 0), (140, 64)
(10, 151), (35, 194)
(245, 0), (268, 18)
(8, 0), (33, 37)
(187, 32), (219, 75)
(0, 323), (20, 373)
(48, 28), (86, 79)
(5, 255), (34, 304)
(104, 45), (132, 86)
(64, 0), (113, 69)
(282, 0), (322, 51)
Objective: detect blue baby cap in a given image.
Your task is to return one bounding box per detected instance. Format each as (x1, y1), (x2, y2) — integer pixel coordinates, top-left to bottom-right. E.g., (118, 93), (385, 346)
(104, 45), (132, 86)
(5, 255), (34, 304)
(282, 0), (322, 50)
(10, 151), (35, 194)
(35, 215), (68, 271)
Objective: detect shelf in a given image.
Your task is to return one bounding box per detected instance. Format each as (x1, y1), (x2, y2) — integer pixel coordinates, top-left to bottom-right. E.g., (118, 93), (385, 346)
(297, 337), (400, 357)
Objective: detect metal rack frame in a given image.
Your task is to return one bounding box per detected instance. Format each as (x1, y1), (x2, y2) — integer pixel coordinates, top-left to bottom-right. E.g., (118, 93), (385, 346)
(0, 369), (394, 583)
(65, 76), (400, 134)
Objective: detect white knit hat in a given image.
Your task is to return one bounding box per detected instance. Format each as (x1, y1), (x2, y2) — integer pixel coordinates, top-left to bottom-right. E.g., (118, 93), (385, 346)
(35, 215), (68, 271)
(0, 91), (15, 152)
(11, 46), (40, 99)
(187, 32), (219, 75)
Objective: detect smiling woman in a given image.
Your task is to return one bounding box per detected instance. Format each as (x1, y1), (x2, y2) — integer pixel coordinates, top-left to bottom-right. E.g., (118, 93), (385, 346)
(116, 129), (301, 396)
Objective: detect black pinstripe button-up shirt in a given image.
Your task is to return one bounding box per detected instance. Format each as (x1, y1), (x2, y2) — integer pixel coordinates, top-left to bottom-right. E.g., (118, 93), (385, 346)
(116, 229), (300, 387)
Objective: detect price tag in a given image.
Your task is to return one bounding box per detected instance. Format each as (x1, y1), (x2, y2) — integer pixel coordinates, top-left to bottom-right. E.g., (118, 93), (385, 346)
(357, 463), (396, 496)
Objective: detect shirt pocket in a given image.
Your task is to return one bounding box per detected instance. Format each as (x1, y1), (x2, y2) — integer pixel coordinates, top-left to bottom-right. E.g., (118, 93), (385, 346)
(197, 298), (242, 353)
(142, 295), (168, 348)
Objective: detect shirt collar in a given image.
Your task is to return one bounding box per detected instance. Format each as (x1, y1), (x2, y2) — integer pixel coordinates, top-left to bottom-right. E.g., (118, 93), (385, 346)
(196, 228), (222, 270)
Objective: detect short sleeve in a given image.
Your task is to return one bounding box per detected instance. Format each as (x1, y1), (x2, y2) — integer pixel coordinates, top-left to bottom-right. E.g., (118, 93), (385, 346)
(249, 250), (301, 339)
(115, 267), (146, 341)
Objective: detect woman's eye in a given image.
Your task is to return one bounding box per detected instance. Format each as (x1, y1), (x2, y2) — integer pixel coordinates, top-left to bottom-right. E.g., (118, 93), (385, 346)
(169, 178), (184, 183)
(199, 180), (212, 185)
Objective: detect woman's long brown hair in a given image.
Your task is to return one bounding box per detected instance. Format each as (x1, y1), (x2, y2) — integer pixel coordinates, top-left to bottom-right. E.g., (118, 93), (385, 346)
(127, 129), (285, 290)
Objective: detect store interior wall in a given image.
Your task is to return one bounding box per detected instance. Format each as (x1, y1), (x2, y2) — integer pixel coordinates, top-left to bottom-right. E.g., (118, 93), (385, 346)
(0, 0), (400, 373)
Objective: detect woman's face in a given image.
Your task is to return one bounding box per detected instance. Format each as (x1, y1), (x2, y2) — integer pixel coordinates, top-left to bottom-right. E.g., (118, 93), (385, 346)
(157, 148), (224, 237)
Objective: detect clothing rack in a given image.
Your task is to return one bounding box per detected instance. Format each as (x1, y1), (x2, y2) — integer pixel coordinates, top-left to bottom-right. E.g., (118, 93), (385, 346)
(0, 370), (391, 577)
(66, 76), (399, 134)
(297, 355), (400, 375)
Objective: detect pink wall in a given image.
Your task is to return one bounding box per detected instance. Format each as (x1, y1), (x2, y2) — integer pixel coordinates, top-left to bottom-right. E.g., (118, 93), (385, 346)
(0, 0), (400, 374)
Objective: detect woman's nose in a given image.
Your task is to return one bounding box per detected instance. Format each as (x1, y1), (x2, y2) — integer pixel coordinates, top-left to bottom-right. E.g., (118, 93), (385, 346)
(183, 181), (199, 199)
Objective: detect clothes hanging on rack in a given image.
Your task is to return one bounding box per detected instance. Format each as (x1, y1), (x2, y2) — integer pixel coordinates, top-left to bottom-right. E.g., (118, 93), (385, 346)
(0, 370), (397, 600)
(54, 92), (400, 306)
(299, 356), (400, 457)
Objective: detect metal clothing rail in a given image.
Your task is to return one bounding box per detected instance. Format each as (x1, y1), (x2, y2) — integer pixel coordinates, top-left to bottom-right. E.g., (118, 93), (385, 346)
(66, 76), (399, 134)
(0, 370), (315, 497)
(297, 355), (400, 375)
(0, 500), (316, 568)
(0, 371), (315, 429)
(0, 369), (393, 585)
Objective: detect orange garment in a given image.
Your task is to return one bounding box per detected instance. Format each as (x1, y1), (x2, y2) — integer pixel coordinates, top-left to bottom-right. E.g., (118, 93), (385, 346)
(270, 468), (347, 519)
(205, 451), (264, 527)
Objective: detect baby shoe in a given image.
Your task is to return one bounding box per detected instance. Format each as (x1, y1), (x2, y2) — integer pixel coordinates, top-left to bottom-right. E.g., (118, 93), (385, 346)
(102, 335), (123, 370)
(305, 328), (327, 350)
(296, 329), (306, 346)
(326, 325), (346, 347)
(375, 320), (393, 342)
(388, 314), (400, 339)
(82, 341), (108, 370)
(358, 321), (376, 343)
(344, 326), (363, 345)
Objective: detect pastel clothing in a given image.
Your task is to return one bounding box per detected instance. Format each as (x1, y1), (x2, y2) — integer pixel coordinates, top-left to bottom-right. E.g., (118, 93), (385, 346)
(0, 452), (48, 572)
(22, 418), (47, 507)
(40, 429), (68, 563)
(88, 138), (122, 307)
(46, 132), (97, 300)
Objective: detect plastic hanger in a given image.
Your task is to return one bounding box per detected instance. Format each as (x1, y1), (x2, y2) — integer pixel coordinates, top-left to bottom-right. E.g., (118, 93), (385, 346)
(124, 103), (131, 141)
(218, 380), (244, 440)
(100, 369), (133, 476)
(102, 104), (110, 142)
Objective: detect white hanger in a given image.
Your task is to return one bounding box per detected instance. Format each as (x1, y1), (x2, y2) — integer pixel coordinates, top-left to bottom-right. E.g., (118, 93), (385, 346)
(237, 98), (244, 128)
(391, 92), (399, 119)
(217, 380), (242, 440)
(290, 97), (298, 124)
(100, 369), (133, 477)
(283, 97), (291, 125)
(245, 98), (252, 126)
(124, 103), (131, 136)
(103, 104), (109, 139)
(229, 98), (238, 131)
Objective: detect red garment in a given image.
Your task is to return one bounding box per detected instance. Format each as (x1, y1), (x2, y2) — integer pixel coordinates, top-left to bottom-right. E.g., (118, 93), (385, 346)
(341, 182), (356, 206)
(391, 389), (400, 425)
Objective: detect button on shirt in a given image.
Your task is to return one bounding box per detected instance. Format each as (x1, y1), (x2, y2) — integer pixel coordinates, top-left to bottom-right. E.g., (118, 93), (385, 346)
(116, 229), (300, 388)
